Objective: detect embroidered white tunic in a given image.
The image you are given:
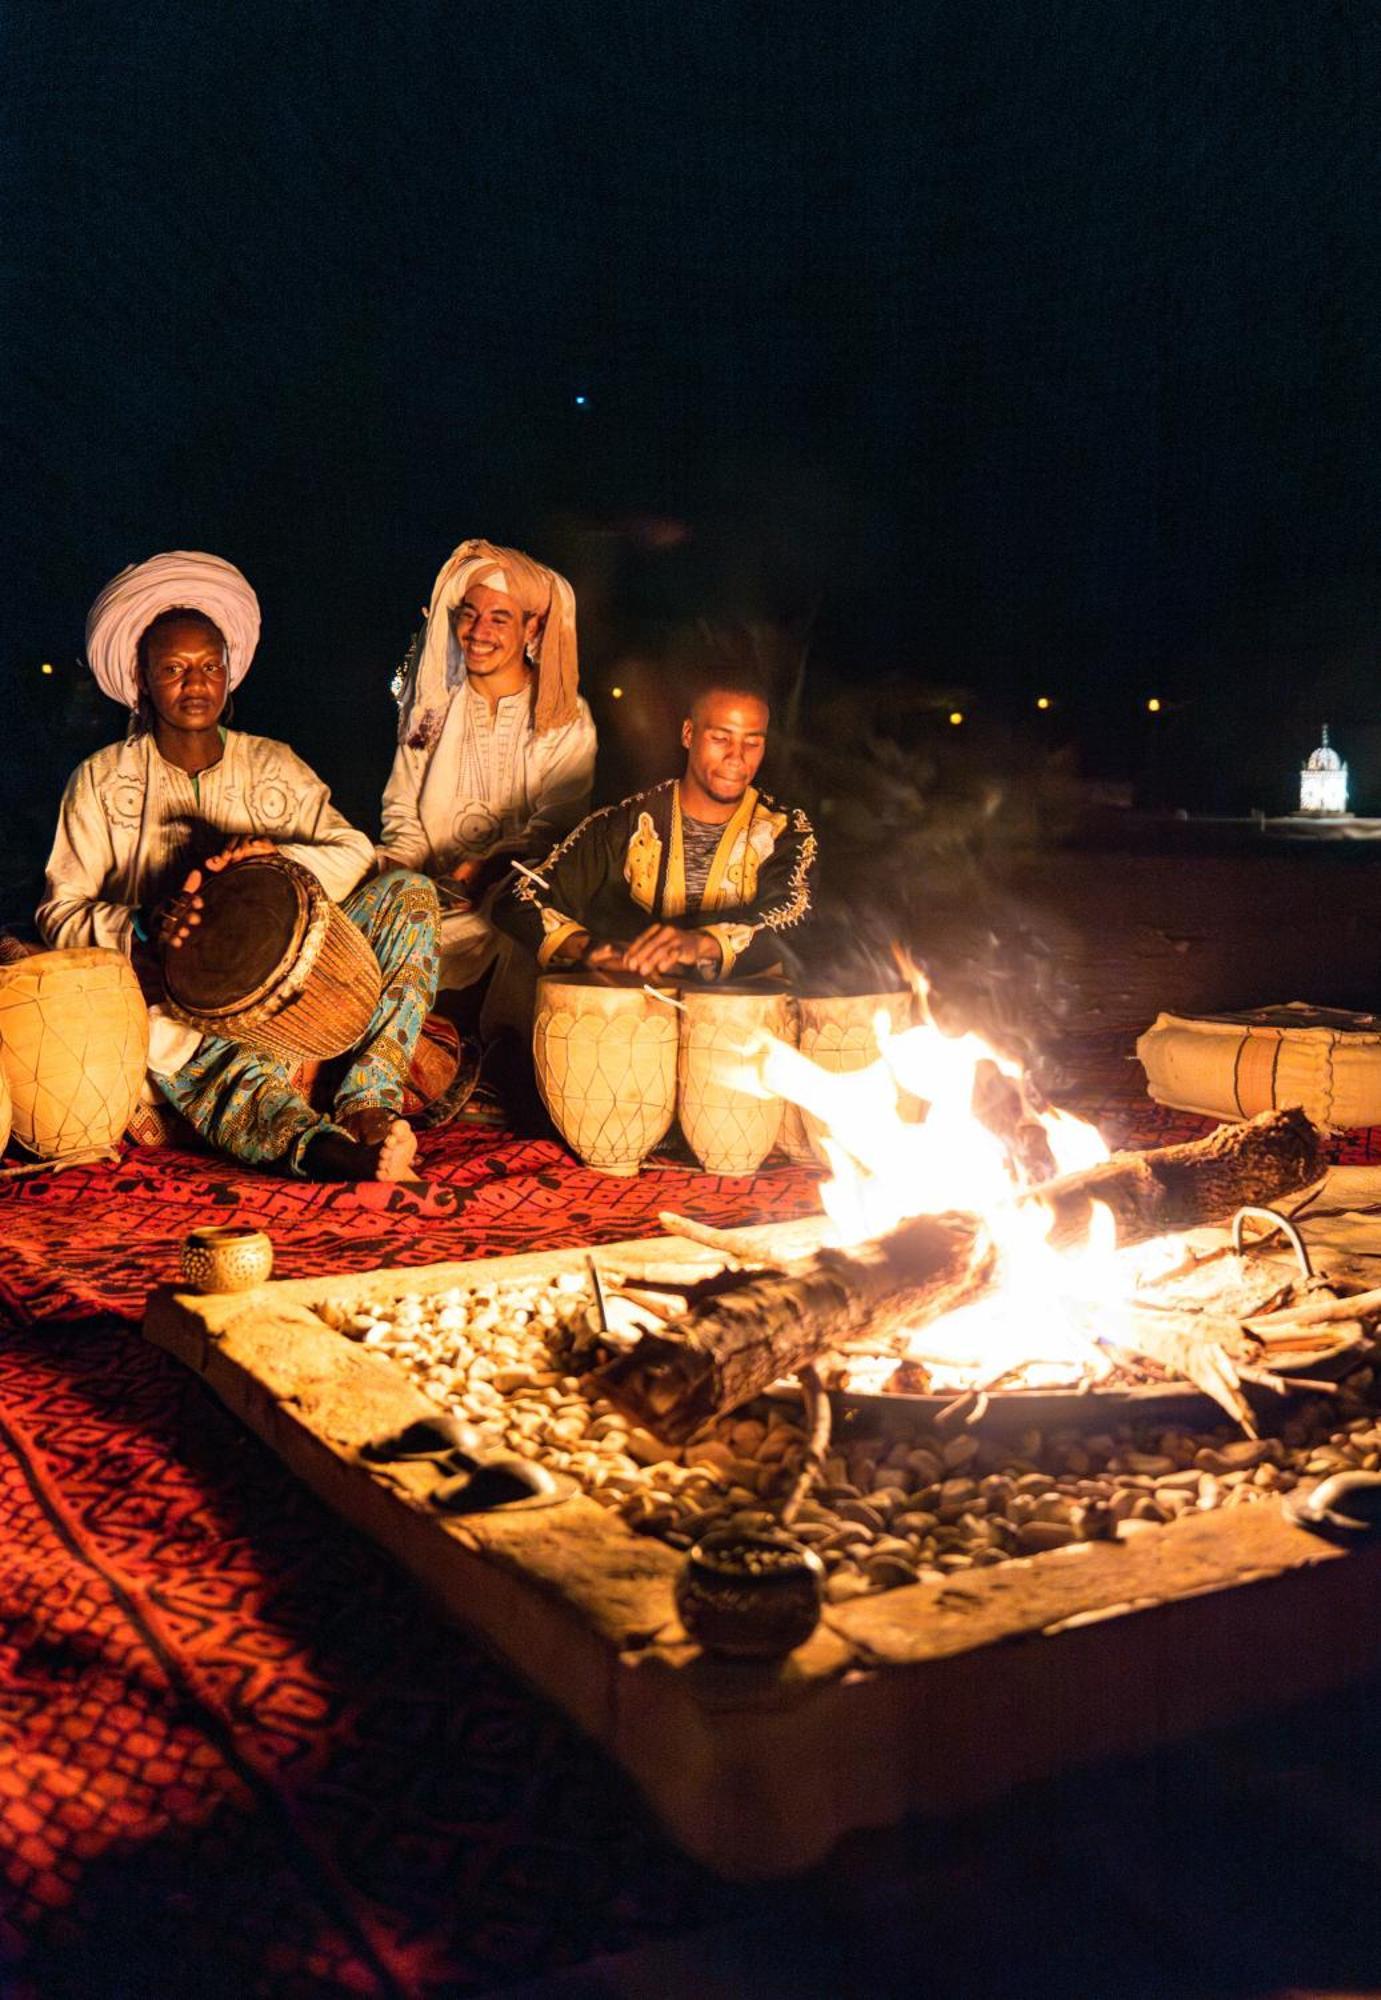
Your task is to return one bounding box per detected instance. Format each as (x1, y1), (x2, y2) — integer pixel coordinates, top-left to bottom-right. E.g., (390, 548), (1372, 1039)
(380, 679), (596, 873)
(379, 676), (596, 991)
(38, 731), (375, 1075)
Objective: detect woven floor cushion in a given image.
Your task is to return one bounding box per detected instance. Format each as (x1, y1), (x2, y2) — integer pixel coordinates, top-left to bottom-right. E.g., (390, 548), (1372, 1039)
(1137, 1003), (1381, 1127)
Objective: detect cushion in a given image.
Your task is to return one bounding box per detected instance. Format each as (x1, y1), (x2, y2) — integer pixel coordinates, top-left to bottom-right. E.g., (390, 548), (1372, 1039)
(1136, 1003), (1381, 1128)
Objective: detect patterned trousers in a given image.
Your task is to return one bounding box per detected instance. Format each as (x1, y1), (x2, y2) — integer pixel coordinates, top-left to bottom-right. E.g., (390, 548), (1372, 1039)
(155, 871), (440, 1175)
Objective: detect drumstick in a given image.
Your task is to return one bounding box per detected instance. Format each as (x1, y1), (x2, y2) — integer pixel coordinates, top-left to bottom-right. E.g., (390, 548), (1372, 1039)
(643, 984), (766, 1063)
(510, 859), (551, 890)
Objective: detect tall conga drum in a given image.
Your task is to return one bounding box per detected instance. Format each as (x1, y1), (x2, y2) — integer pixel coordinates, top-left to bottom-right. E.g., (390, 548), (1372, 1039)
(162, 854), (381, 1063)
(677, 986), (793, 1176)
(534, 975), (679, 1176)
(788, 989), (917, 1164)
(0, 948), (149, 1159)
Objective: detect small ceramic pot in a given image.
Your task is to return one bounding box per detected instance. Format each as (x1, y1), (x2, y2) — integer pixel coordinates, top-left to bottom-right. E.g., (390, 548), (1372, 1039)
(180, 1224), (274, 1293)
(675, 1528), (825, 1660)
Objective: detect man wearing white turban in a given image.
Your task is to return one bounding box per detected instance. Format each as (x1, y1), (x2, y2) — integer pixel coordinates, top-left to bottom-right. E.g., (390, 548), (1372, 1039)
(38, 552), (441, 1180)
(379, 539), (596, 1021)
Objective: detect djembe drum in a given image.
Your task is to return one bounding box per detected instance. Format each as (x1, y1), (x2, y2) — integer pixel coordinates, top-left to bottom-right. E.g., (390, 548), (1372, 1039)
(533, 974), (679, 1176)
(0, 947), (149, 1158)
(161, 854), (382, 1064)
(676, 985), (793, 1176)
(785, 988), (918, 1164)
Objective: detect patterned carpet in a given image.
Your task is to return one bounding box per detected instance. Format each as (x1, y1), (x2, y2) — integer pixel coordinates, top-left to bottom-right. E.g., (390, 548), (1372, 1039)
(3, 1051), (1376, 1996)
(0, 1113), (830, 1997)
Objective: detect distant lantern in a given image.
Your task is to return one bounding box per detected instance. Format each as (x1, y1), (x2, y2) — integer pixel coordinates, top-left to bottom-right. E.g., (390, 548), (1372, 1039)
(948, 710), (964, 727)
(1299, 725), (1349, 815)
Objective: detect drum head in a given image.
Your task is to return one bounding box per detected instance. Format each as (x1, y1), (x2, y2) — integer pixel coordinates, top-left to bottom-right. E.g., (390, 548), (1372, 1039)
(163, 859), (307, 1013)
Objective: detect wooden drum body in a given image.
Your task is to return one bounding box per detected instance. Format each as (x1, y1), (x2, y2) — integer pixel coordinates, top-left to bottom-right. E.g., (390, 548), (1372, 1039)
(0, 947), (149, 1158)
(162, 855), (381, 1064)
(787, 989), (917, 1164)
(533, 976), (678, 1176)
(677, 987), (792, 1176)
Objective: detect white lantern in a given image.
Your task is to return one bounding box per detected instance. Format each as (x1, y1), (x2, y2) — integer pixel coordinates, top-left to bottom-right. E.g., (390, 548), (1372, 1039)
(1299, 725), (1349, 815)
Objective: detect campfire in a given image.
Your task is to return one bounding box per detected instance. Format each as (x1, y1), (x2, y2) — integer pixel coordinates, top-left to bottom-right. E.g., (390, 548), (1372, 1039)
(597, 973), (1344, 1444)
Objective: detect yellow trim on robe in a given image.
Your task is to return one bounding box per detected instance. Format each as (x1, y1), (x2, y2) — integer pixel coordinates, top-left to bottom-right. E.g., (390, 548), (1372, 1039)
(662, 784), (689, 918)
(699, 787), (759, 913)
(624, 809), (663, 915)
(536, 917), (588, 968)
(699, 920), (758, 979)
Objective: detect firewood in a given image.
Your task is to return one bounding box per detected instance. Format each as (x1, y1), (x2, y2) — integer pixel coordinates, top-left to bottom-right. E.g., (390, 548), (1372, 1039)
(1101, 1309), (1258, 1433)
(1030, 1107), (1325, 1252)
(1246, 1286), (1381, 1331)
(593, 1212), (995, 1444)
(971, 1058), (1058, 1185)
(597, 1112), (1325, 1440)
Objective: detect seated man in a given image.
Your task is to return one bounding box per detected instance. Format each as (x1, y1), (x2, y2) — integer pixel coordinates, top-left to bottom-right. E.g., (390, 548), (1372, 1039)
(494, 676), (816, 980)
(379, 538), (596, 1020)
(38, 550), (439, 1180)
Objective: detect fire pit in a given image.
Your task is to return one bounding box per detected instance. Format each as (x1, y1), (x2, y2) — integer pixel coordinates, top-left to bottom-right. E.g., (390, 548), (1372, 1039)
(138, 982), (1381, 1872)
(145, 1188), (1381, 1877)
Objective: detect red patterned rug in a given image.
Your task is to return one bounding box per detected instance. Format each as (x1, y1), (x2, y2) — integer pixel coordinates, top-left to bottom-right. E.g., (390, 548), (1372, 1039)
(0, 1121), (830, 1332)
(0, 1113), (829, 1997)
(2, 1052), (1375, 1995)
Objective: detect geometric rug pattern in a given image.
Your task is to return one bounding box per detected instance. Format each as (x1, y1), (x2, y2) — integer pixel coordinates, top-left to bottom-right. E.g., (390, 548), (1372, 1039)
(5, 1043), (1381, 1993)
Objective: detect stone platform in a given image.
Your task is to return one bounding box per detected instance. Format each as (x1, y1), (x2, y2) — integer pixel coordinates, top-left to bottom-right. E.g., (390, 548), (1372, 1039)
(143, 1226), (1381, 1879)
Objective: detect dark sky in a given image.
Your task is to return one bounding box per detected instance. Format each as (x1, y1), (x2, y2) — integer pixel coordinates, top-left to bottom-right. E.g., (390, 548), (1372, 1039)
(4, 0), (1380, 862)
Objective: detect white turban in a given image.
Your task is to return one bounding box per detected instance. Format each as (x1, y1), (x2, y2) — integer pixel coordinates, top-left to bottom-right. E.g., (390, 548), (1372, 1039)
(397, 538), (579, 749)
(85, 550), (262, 710)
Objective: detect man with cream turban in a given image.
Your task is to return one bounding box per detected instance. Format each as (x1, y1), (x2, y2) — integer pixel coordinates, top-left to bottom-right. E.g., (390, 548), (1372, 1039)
(379, 539), (596, 1020)
(38, 551), (440, 1181)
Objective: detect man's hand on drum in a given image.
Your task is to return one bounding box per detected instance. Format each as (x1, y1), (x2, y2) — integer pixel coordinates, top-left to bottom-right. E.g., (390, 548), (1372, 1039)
(619, 923), (723, 977)
(160, 839), (277, 950)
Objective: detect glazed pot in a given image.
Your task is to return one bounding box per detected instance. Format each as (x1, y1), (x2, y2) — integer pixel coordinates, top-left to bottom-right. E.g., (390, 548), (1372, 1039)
(674, 1528), (825, 1659)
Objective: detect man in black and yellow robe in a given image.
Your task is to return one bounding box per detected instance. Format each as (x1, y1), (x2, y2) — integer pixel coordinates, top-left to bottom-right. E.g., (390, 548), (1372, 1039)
(494, 681), (815, 981)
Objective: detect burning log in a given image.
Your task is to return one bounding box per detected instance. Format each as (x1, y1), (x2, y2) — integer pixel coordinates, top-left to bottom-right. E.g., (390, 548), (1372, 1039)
(594, 1211), (995, 1445)
(596, 1109), (1326, 1442)
(971, 1058), (1058, 1185)
(1031, 1108), (1325, 1252)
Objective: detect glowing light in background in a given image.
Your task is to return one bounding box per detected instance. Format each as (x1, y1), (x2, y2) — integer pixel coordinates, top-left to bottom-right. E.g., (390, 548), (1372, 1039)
(1146, 696), (1162, 713)
(948, 710), (964, 726)
(39, 662), (54, 676)
(1035, 694), (1051, 710)
(574, 392), (589, 407)
(610, 685), (624, 700)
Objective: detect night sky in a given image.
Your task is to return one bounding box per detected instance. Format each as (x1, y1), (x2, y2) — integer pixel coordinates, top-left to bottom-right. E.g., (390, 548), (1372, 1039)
(4, 0), (1379, 905)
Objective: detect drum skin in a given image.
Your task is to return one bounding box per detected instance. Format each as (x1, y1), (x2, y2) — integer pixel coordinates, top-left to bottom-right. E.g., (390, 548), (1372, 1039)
(676, 988), (792, 1176)
(0, 947), (149, 1158)
(533, 976), (678, 1176)
(162, 854), (381, 1062)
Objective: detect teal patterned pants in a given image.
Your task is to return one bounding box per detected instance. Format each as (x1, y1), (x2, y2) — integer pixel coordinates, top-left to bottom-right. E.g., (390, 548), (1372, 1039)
(156, 871), (440, 1174)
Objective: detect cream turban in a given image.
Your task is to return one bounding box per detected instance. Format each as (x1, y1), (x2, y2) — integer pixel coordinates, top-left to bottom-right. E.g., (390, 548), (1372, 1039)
(397, 538), (579, 748)
(85, 550), (262, 710)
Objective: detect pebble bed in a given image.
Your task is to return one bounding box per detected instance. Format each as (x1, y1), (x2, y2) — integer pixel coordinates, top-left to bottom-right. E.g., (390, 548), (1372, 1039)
(319, 1273), (1381, 1604)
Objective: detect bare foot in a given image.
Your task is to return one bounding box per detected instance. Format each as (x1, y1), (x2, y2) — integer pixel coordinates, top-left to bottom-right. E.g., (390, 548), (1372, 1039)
(305, 1110), (419, 1182)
